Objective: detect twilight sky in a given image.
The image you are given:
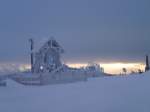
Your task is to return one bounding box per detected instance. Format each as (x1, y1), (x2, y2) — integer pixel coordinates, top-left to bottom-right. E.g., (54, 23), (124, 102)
(0, 0), (150, 64)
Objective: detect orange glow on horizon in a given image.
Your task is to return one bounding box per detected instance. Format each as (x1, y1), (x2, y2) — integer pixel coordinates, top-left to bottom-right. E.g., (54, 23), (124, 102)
(67, 62), (145, 74)
(1, 62), (144, 75)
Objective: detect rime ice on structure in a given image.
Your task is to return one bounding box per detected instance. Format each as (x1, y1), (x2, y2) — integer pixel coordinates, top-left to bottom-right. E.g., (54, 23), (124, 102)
(33, 37), (64, 73)
(9, 37), (104, 86)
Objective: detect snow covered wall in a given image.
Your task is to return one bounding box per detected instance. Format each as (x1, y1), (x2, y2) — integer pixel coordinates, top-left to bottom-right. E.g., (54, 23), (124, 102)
(0, 71), (150, 112)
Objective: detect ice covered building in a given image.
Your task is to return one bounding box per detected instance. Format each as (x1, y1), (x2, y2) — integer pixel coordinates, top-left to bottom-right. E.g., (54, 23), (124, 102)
(33, 38), (64, 73)
(10, 38), (104, 85)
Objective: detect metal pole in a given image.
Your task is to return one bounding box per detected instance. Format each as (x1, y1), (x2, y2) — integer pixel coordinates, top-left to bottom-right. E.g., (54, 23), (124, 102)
(145, 55), (150, 72)
(29, 38), (34, 73)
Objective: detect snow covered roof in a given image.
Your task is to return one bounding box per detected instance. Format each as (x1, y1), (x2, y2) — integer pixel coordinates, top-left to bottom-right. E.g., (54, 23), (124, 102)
(38, 38), (64, 53)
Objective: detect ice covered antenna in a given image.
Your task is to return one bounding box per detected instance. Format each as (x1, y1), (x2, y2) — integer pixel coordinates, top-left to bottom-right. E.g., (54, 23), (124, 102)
(29, 38), (34, 73)
(145, 55), (150, 72)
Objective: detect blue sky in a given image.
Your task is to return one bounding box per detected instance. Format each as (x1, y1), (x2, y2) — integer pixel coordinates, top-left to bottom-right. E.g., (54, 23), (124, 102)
(0, 0), (150, 63)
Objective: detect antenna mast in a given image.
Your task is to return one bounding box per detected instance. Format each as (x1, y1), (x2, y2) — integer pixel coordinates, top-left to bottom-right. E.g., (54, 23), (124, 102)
(29, 38), (34, 73)
(145, 55), (150, 72)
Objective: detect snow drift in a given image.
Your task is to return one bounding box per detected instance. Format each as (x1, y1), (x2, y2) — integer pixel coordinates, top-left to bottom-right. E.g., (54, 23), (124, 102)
(0, 71), (150, 112)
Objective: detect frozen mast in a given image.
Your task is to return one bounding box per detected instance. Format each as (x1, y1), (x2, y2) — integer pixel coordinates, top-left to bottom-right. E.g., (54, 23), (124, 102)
(145, 55), (150, 72)
(29, 38), (34, 73)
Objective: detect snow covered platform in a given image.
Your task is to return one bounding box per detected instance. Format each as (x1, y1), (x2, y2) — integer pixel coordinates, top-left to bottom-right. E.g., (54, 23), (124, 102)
(10, 71), (103, 86)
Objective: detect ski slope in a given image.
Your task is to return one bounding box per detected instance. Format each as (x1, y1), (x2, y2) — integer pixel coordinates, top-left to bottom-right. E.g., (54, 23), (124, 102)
(0, 71), (150, 112)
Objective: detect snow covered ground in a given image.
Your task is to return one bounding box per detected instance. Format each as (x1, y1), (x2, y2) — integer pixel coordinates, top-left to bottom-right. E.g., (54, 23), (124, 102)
(0, 72), (150, 112)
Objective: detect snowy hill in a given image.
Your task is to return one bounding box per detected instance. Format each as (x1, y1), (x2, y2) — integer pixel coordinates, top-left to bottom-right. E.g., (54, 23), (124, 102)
(0, 71), (150, 112)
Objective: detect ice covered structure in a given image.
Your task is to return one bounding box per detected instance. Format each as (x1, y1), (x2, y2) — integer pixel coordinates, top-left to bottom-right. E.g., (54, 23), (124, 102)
(10, 38), (105, 85)
(33, 38), (64, 73)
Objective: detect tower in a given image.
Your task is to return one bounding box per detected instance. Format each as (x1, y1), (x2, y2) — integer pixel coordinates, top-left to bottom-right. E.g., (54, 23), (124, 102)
(29, 38), (34, 73)
(33, 38), (64, 73)
(145, 55), (150, 72)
